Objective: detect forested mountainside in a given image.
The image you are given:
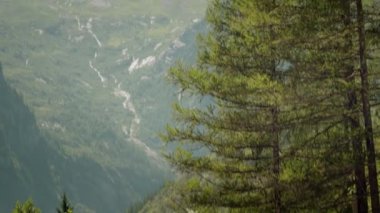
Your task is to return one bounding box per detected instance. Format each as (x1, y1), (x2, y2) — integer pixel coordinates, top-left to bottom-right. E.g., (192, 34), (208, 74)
(7, 0), (380, 212)
(0, 0), (205, 165)
(0, 63), (167, 212)
(0, 0), (206, 212)
(0, 63), (56, 211)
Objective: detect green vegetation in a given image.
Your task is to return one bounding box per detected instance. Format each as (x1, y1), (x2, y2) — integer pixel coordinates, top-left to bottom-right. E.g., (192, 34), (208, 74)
(11, 195), (73, 213)
(12, 199), (41, 213)
(56, 193), (73, 213)
(5, 0), (380, 212)
(161, 0), (380, 212)
(0, 0), (206, 165)
(0, 0), (207, 212)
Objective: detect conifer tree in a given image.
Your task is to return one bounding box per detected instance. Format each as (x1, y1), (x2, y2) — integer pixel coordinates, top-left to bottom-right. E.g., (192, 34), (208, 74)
(164, 0), (380, 211)
(280, 1), (366, 210)
(285, 1), (380, 211)
(164, 0), (292, 211)
(355, 0), (380, 211)
(57, 193), (73, 213)
(12, 199), (41, 213)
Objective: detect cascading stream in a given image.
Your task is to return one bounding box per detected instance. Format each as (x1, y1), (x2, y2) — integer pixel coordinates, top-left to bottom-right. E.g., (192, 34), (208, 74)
(76, 16), (107, 86)
(75, 14), (160, 162)
(114, 85), (160, 161)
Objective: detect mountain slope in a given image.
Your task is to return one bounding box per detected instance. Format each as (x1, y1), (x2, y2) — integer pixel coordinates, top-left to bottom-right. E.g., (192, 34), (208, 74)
(0, 0), (207, 212)
(0, 62), (169, 212)
(0, 0), (206, 164)
(0, 63), (57, 211)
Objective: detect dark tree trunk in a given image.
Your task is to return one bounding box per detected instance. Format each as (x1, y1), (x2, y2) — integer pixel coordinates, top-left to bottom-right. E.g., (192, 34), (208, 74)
(342, 1), (368, 212)
(270, 1), (281, 211)
(347, 88), (368, 213)
(355, 0), (380, 212)
(271, 107), (281, 213)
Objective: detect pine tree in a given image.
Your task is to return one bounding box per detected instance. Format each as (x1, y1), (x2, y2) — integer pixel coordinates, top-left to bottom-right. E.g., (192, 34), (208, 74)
(164, 0), (293, 211)
(285, 1), (380, 211)
(164, 0), (380, 211)
(355, 0), (380, 211)
(57, 193), (73, 213)
(12, 199), (41, 213)
(341, 1), (368, 211)
(268, 1), (380, 211)
(279, 1), (365, 210)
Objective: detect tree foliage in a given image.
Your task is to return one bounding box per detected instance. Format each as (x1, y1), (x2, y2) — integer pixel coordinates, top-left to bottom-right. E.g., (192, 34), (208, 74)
(12, 199), (41, 213)
(163, 0), (380, 212)
(57, 193), (73, 213)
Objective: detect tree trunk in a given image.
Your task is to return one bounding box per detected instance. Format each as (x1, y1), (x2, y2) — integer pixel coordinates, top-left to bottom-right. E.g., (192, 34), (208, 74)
(342, 1), (368, 212)
(271, 1), (281, 211)
(355, 0), (380, 212)
(347, 88), (368, 213)
(271, 106), (281, 213)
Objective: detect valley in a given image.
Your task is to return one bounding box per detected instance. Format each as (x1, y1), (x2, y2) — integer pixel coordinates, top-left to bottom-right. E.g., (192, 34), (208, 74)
(0, 0), (206, 212)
